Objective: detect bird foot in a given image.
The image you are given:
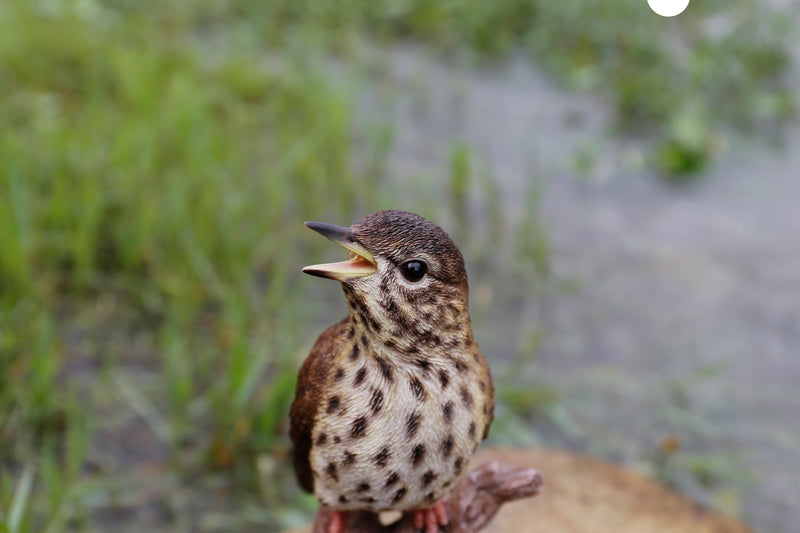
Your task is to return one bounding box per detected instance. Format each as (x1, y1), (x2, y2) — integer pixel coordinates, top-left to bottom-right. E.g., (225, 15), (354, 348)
(410, 501), (449, 533)
(328, 510), (348, 533)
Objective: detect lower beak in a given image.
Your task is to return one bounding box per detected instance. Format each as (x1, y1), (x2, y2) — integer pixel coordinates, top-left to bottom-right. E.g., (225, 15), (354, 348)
(302, 221), (377, 281)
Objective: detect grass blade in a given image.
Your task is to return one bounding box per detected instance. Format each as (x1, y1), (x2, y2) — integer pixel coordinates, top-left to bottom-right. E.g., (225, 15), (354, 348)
(7, 465), (34, 533)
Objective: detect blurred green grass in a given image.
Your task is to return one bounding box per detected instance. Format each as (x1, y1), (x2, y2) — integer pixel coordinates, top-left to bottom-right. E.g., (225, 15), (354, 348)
(0, 0), (793, 531)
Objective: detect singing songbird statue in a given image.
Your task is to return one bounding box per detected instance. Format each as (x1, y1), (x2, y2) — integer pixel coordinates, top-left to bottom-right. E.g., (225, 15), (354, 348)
(290, 210), (494, 533)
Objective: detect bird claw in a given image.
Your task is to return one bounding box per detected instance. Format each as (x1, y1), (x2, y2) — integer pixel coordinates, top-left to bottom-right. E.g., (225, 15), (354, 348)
(410, 501), (449, 533)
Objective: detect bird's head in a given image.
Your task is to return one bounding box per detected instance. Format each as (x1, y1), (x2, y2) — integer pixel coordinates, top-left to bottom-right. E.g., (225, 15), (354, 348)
(303, 210), (471, 350)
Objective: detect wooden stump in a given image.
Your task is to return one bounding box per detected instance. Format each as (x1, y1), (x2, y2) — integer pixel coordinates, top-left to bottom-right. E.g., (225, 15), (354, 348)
(284, 447), (753, 533)
(310, 460), (541, 533)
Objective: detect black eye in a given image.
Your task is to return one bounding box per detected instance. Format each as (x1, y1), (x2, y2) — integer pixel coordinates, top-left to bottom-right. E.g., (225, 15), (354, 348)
(401, 260), (427, 282)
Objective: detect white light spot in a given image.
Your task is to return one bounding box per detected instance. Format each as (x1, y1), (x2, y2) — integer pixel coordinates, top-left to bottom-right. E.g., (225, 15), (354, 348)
(647, 0), (691, 17)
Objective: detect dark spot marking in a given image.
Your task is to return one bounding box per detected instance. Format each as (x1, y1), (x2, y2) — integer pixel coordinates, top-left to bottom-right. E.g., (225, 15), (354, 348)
(423, 331), (442, 347)
(422, 470), (437, 487)
(460, 386), (474, 408)
(411, 443), (426, 466)
(350, 416), (368, 438)
(439, 370), (450, 390)
(454, 457), (464, 475)
(382, 296), (398, 315)
(408, 345), (420, 355)
(361, 497), (376, 503)
(473, 351), (480, 362)
(354, 367), (367, 387)
(374, 447), (390, 467)
(370, 389), (384, 412)
(385, 339), (396, 349)
(350, 343), (360, 361)
(316, 433), (327, 446)
(479, 380), (486, 392)
(358, 482), (371, 492)
(347, 325), (355, 338)
(335, 368), (345, 381)
(391, 486), (407, 504)
(379, 276), (391, 297)
(327, 396), (341, 413)
(375, 357), (393, 382)
(344, 451), (357, 465)
(339, 495), (348, 503)
(442, 401), (455, 422)
(326, 462), (339, 482)
(385, 471), (400, 487)
(360, 334), (368, 347)
(468, 421), (476, 438)
(454, 359), (467, 373)
(441, 435), (454, 457)
(414, 357), (430, 373)
(426, 492), (435, 502)
(367, 315), (382, 333)
(406, 412), (421, 439)
(351, 293), (369, 314)
(333, 436), (341, 444)
(409, 377), (426, 402)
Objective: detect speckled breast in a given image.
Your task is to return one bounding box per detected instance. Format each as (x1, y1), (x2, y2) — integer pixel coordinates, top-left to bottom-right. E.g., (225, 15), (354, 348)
(308, 347), (489, 511)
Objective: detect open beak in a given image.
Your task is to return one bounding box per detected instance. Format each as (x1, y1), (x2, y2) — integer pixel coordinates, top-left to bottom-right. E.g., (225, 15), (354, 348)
(302, 221), (377, 281)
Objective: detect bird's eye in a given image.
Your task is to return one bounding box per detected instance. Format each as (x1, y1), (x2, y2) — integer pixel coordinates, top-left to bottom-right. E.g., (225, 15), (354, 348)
(401, 260), (427, 283)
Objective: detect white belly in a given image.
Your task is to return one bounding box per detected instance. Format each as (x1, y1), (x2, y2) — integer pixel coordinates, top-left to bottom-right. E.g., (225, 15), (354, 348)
(308, 356), (484, 511)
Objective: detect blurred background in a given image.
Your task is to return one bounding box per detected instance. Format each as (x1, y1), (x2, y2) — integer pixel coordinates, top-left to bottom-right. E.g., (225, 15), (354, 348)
(1, 1), (798, 532)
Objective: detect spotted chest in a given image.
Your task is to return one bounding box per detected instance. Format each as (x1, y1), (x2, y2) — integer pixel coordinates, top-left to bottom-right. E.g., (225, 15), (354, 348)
(308, 345), (490, 512)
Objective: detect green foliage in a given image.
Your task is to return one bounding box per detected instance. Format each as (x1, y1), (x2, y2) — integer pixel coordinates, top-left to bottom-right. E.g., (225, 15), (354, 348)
(448, 142), (471, 233)
(200, 0), (793, 177)
(0, 1), (372, 528)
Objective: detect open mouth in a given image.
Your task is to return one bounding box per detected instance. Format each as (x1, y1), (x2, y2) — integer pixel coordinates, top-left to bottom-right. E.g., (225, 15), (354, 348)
(302, 221), (378, 281)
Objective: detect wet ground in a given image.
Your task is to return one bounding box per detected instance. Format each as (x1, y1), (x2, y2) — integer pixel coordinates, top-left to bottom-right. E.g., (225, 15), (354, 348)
(372, 47), (800, 533)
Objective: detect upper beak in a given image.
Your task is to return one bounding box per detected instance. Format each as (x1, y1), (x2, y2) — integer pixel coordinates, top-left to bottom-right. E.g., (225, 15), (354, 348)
(302, 221), (377, 281)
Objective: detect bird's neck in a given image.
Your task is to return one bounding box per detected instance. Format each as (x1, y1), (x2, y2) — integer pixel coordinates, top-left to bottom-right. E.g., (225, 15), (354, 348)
(342, 284), (473, 365)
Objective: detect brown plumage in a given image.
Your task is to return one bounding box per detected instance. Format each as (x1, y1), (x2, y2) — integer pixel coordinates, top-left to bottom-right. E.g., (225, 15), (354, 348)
(290, 210), (494, 533)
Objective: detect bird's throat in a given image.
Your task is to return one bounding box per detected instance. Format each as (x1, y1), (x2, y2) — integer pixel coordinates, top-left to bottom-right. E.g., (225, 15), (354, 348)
(341, 284), (472, 365)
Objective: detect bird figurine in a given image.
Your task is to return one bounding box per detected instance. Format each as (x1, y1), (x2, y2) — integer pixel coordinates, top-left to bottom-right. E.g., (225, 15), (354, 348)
(290, 210), (494, 533)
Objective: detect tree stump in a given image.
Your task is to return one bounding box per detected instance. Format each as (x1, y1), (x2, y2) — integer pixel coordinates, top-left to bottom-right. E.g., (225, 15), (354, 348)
(310, 461), (543, 533)
(285, 447), (754, 533)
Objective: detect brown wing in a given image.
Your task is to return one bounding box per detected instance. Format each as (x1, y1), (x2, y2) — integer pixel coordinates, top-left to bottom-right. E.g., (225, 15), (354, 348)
(289, 316), (352, 493)
(474, 344), (495, 441)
